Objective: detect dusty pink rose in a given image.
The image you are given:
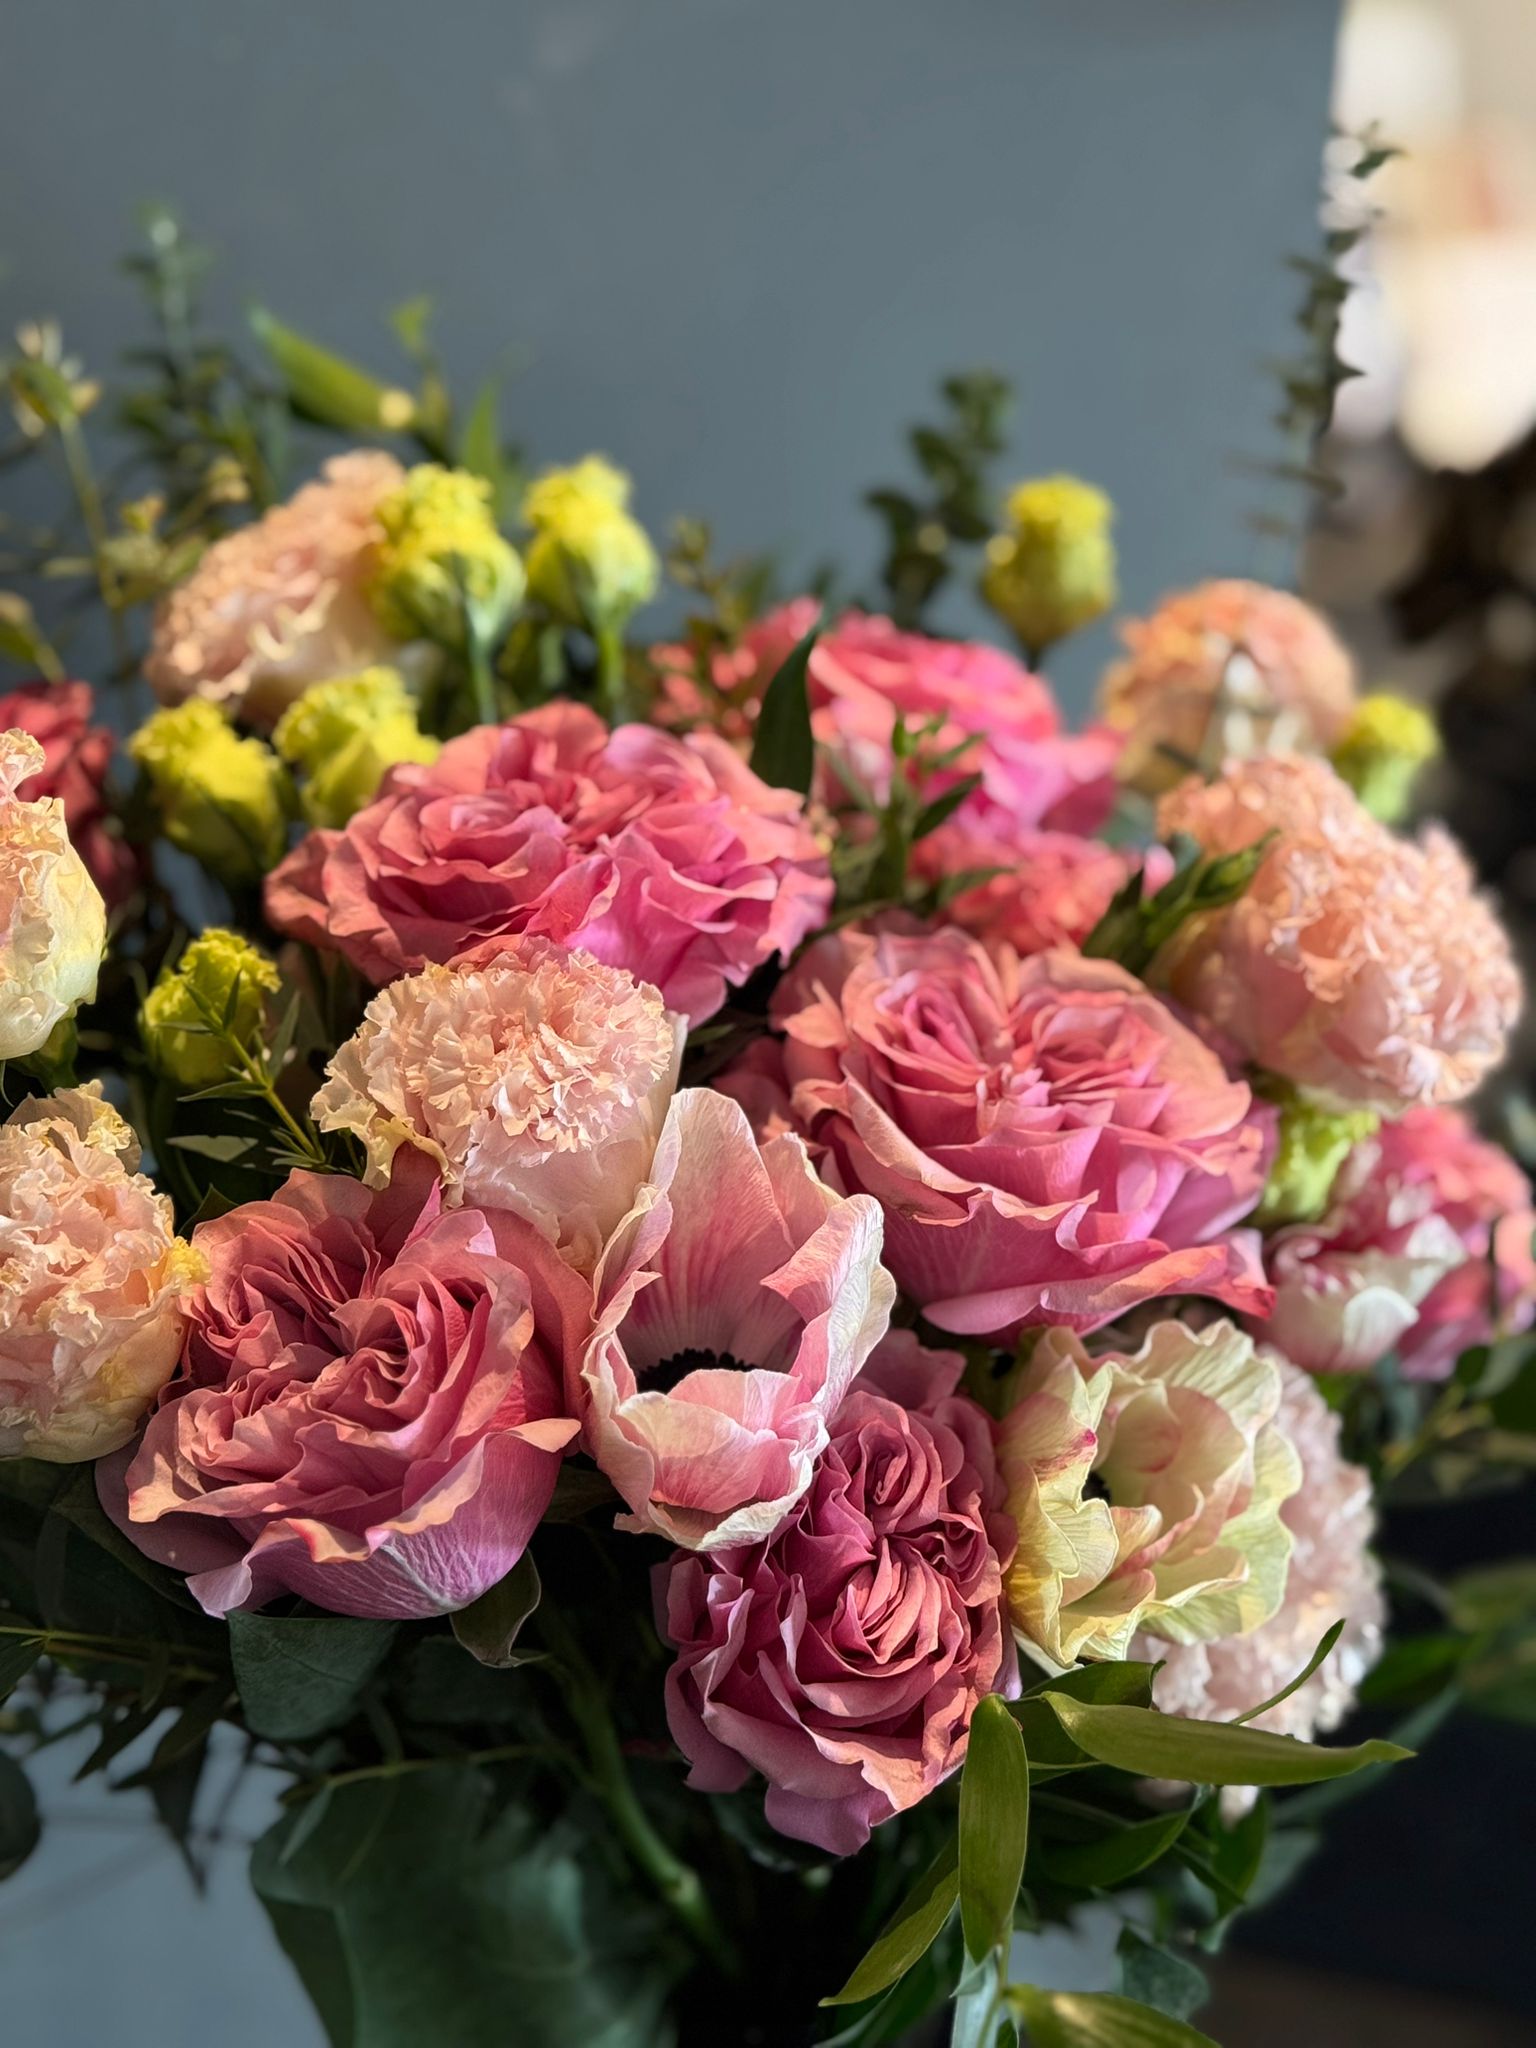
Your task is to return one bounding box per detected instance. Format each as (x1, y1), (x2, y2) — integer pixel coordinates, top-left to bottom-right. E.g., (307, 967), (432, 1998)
(0, 681), (138, 905)
(658, 1340), (1017, 1854)
(1157, 755), (1520, 1113)
(107, 1159), (582, 1618)
(145, 451), (409, 726)
(1101, 579), (1357, 794)
(913, 823), (1173, 959)
(265, 701), (832, 1026)
(1142, 1357), (1384, 1794)
(577, 1087), (894, 1550)
(1261, 1106), (1536, 1379)
(770, 927), (1273, 1341)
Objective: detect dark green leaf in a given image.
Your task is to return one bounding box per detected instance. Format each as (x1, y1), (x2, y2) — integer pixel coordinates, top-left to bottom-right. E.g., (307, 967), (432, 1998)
(821, 1833), (959, 2006)
(1115, 1930), (1208, 2023)
(1013, 1988), (1217, 2047)
(960, 1695), (1029, 1960)
(1036, 1807), (1189, 1889)
(748, 614), (819, 795)
(1014, 1661), (1158, 1768)
(229, 1615), (398, 1741)
(451, 1555), (541, 1669)
(1447, 1560), (1536, 1633)
(913, 773), (983, 844)
(0, 1638), (39, 1702)
(1357, 1631), (1466, 1705)
(0, 1752), (39, 1880)
(1231, 1621), (1343, 1725)
(257, 1888), (357, 2048)
(1040, 1693), (1412, 1786)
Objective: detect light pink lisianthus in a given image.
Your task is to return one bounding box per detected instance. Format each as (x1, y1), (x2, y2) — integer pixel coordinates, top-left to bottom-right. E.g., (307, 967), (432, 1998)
(577, 1087), (895, 1550)
(1141, 1357), (1384, 1797)
(312, 938), (683, 1270)
(0, 681), (139, 905)
(658, 1340), (1017, 1855)
(104, 1159), (582, 1618)
(770, 927), (1274, 1341)
(1101, 579), (1357, 794)
(1157, 754), (1520, 1114)
(912, 822), (1173, 960)
(145, 451), (409, 726)
(0, 1086), (200, 1464)
(265, 701), (832, 1026)
(1259, 1106), (1536, 1379)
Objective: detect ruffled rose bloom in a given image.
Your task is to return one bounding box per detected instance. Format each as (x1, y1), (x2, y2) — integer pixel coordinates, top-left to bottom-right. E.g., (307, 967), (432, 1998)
(1143, 1357), (1384, 1802)
(658, 1332), (1017, 1854)
(1261, 1106), (1536, 1379)
(106, 1161), (582, 1618)
(913, 823), (1173, 960)
(0, 730), (106, 1062)
(265, 701), (832, 1027)
(1157, 754), (1520, 1114)
(312, 938), (683, 1270)
(145, 451), (409, 727)
(0, 681), (138, 904)
(999, 1320), (1302, 1669)
(1101, 579), (1357, 794)
(770, 927), (1273, 1341)
(576, 1088), (894, 1550)
(0, 1085), (200, 1463)
(654, 600), (1121, 834)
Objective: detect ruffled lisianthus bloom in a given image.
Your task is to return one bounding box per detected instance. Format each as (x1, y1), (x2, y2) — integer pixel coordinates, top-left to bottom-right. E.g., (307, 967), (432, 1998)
(998, 1320), (1301, 1669)
(105, 1160), (583, 1619)
(1101, 579), (1357, 795)
(1157, 754), (1520, 1114)
(911, 822), (1172, 960)
(658, 1330), (1017, 1854)
(653, 601), (1121, 834)
(0, 730), (107, 1061)
(265, 701), (832, 1026)
(313, 938), (684, 1270)
(1141, 1357), (1384, 1798)
(769, 926), (1273, 1341)
(0, 1085), (201, 1463)
(1260, 1106), (1536, 1379)
(144, 451), (410, 727)
(576, 1088), (894, 1550)
(0, 680), (138, 904)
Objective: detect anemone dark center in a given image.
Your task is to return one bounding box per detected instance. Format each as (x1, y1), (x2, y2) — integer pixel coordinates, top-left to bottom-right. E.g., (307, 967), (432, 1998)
(648, 1347), (751, 1394)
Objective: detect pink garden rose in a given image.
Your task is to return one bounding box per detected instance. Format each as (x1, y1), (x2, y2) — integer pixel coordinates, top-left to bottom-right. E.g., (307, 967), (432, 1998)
(108, 1159), (582, 1618)
(658, 1336), (1017, 1854)
(577, 1087), (895, 1550)
(1157, 754), (1520, 1114)
(912, 822), (1172, 960)
(770, 927), (1274, 1341)
(0, 681), (138, 905)
(265, 701), (832, 1026)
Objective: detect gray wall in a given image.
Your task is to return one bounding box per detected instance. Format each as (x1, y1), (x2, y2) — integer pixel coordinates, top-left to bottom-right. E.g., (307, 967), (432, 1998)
(0, 5), (1339, 2042)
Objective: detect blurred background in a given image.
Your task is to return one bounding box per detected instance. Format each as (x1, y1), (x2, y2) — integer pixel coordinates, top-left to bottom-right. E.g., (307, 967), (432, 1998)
(2, 3), (1532, 2042)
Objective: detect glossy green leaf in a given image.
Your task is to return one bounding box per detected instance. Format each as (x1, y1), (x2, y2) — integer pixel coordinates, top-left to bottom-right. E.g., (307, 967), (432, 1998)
(1013, 1660), (1158, 1768)
(451, 1554), (542, 1669)
(748, 613), (819, 795)
(1013, 1988), (1218, 2048)
(229, 1614), (398, 1741)
(1036, 1806), (1189, 1889)
(1040, 1693), (1412, 1786)
(959, 1695), (1029, 1960)
(821, 1833), (959, 2007)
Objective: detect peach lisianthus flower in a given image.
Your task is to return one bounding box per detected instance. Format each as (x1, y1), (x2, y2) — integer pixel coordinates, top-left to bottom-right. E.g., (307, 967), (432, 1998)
(0, 1085), (201, 1463)
(313, 938), (683, 1271)
(145, 451), (410, 727)
(1101, 579), (1357, 794)
(1157, 754), (1520, 1114)
(998, 1320), (1302, 1670)
(0, 730), (106, 1062)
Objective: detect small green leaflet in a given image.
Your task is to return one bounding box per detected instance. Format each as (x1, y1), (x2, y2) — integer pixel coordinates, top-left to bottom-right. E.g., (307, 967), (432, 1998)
(748, 613), (820, 795)
(1013, 1987), (1218, 2048)
(820, 1833), (959, 2007)
(959, 1694), (1029, 1961)
(1040, 1692), (1412, 1786)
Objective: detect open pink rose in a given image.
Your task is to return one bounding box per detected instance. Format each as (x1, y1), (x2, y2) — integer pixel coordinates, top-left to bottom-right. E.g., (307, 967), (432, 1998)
(577, 1087), (895, 1550)
(658, 1341), (1017, 1854)
(771, 927), (1273, 1341)
(106, 1159), (582, 1618)
(265, 701), (831, 1026)
(0, 681), (138, 905)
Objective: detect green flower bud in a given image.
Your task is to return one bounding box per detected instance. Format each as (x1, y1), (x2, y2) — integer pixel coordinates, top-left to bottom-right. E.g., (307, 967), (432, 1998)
(981, 474), (1116, 659)
(273, 667), (441, 827)
(367, 464), (525, 651)
(129, 700), (293, 885)
(1255, 1083), (1378, 1228)
(522, 455), (660, 630)
(1330, 691), (1439, 824)
(140, 927), (282, 1088)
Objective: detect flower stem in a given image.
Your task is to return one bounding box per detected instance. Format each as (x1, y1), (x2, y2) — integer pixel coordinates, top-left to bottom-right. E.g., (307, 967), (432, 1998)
(594, 619), (629, 725)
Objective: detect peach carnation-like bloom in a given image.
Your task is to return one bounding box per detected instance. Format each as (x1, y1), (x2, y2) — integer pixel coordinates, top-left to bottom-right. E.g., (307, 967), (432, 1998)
(1157, 754), (1520, 1114)
(1101, 579), (1357, 794)
(312, 938), (683, 1270)
(576, 1087), (895, 1551)
(1142, 1357), (1384, 1789)
(913, 822), (1172, 960)
(0, 730), (107, 1062)
(265, 701), (832, 1026)
(998, 1319), (1302, 1670)
(145, 451), (409, 726)
(0, 1084), (200, 1463)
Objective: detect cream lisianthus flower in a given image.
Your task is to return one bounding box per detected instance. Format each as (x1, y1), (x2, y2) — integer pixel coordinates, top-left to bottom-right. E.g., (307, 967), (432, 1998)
(999, 1319), (1302, 1669)
(0, 730), (107, 1062)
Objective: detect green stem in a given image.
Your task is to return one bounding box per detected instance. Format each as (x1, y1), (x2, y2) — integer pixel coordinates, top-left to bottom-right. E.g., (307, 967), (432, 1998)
(594, 619), (629, 725)
(466, 617), (499, 727)
(56, 412), (131, 670)
(0, 1621), (222, 1686)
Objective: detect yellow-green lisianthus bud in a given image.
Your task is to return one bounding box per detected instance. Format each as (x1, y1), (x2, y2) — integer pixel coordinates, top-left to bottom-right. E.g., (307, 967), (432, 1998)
(367, 464), (525, 651)
(1255, 1083), (1378, 1228)
(980, 474), (1116, 659)
(129, 700), (293, 886)
(273, 667), (441, 827)
(521, 455), (660, 630)
(140, 928), (282, 1089)
(1330, 691), (1439, 824)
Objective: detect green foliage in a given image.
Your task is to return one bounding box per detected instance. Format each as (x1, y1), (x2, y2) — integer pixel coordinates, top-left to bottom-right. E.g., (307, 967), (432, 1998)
(1037, 1693), (1412, 1786)
(1082, 833), (1274, 979)
(959, 1696), (1029, 1962)
(747, 613), (820, 795)
(229, 1615), (398, 1742)
(866, 371), (1012, 627)
(451, 1555), (543, 1670)
(821, 1834), (960, 2007)
(1012, 1988), (1217, 2048)
(0, 1752), (39, 1880)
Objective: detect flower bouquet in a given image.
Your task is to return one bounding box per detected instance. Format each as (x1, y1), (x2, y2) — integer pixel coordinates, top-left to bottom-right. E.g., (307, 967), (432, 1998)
(2, 221), (1533, 2048)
